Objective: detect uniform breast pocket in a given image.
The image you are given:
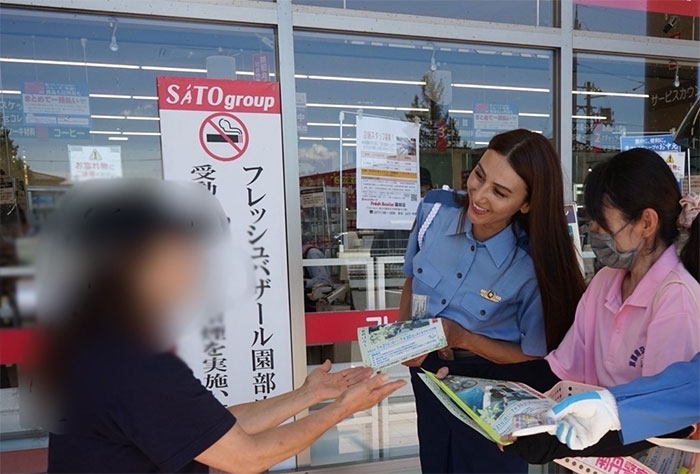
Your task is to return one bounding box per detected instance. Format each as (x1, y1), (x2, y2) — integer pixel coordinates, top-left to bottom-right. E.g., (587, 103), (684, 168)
(413, 258), (443, 289)
(460, 291), (505, 322)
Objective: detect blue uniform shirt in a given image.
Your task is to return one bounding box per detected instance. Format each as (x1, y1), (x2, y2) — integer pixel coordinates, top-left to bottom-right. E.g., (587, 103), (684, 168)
(403, 190), (546, 357)
(609, 352), (700, 444)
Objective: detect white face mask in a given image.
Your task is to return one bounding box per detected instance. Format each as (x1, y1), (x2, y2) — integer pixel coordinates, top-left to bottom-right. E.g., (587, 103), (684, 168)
(589, 221), (643, 270)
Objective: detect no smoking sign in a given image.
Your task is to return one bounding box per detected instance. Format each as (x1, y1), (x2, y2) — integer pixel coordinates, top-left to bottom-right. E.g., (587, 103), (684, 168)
(199, 112), (249, 162)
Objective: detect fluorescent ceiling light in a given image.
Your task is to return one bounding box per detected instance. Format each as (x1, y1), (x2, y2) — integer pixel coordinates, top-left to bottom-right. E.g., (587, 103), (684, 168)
(122, 131), (161, 136)
(89, 130), (121, 135)
(108, 136), (129, 141)
(572, 90), (649, 98)
(141, 65), (207, 73)
(0, 89), (21, 95)
(448, 109), (474, 114)
(572, 115), (606, 120)
(453, 83), (550, 93)
(126, 116), (160, 121)
(474, 141), (490, 145)
(299, 137), (355, 141)
(89, 93), (132, 99)
(91, 114), (126, 120)
(306, 74), (423, 86)
(306, 102), (428, 112)
(0, 57), (139, 69)
(519, 112), (550, 118)
(307, 122), (356, 127)
(132, 95), (158, 101)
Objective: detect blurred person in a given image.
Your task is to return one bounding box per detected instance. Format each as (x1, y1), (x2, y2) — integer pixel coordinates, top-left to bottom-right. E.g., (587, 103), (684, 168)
(432, 149), (700, 463)
(419, 166), (434, 197)
(400, 130), (586, 473)
(31, 179), (404, 474)
(303, 243), (332, 309)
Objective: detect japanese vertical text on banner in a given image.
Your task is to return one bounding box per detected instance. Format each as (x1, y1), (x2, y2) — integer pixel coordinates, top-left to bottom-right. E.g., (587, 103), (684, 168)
(157, 76), (292, 407)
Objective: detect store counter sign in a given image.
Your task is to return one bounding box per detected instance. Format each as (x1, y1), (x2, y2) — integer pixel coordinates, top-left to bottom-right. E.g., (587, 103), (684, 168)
(22, 82), (90, 127)
(473, 103), (519, 140)
(620, 134), (685, 188)
(356, 116), (421, 230)
(157, 77), (293, 416)
(68, 146), (123, 182)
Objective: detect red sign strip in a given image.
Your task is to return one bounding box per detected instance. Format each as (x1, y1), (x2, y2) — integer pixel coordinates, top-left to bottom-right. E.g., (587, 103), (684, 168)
(305, 309), (400, 345)
(0, 328), (37, 365)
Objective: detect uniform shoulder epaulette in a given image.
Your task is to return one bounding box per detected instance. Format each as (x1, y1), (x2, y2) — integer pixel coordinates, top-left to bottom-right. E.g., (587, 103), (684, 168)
(422, 187), (462, 208)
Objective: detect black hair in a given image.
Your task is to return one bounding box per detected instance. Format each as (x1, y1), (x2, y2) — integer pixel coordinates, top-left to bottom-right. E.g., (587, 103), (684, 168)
(584, 148), (699, 281)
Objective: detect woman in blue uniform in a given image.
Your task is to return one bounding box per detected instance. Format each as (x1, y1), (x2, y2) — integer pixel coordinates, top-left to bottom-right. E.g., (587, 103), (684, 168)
(400, 129), (586, 473)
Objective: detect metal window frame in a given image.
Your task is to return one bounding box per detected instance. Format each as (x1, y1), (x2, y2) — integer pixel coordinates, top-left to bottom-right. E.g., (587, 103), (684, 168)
(3, 0), (700, 467)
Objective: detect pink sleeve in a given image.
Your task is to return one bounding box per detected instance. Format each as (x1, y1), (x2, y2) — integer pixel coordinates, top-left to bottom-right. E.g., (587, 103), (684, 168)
(642, 285), (700, 377)
(545, 289), (590, 383)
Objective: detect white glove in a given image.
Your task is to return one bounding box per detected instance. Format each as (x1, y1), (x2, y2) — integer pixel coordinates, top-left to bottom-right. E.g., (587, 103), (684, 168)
(548, 389), (621, 450)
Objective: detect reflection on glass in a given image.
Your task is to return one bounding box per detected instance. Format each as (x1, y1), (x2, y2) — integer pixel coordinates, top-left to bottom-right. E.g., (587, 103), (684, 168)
(574, 1), (699, 41)
(0, 7), (276, 231)
(295, 0), (555, 27)
(295, 31), (554, 466)
(571, 53), (700, 206)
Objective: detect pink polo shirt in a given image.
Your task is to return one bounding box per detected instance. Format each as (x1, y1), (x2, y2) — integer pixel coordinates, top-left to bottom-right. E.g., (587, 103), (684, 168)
(546, 244), (700, 388)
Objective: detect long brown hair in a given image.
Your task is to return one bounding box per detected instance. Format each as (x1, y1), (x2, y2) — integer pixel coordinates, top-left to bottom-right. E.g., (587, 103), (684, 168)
(461, 129), (586, 351)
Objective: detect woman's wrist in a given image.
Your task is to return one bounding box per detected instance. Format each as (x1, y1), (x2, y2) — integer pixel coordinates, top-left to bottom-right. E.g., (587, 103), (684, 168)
(453, 325), (475, 351)
(296, 381), (320, 407)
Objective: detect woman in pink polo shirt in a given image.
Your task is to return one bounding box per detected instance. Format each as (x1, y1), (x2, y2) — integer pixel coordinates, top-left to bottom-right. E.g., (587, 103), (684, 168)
(437, 147), (700, 462)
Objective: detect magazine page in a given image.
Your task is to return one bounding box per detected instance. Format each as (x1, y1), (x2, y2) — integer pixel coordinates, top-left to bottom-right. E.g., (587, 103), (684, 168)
(418, 372), (495, 442)
(357, 318), (447, 371)
(421, 371), (555, 444)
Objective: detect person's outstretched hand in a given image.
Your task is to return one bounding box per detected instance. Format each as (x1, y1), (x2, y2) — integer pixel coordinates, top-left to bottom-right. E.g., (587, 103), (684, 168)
(302, 360), (373, 404)
(335, 373), (407, 415)
(549, 390), (621, 450)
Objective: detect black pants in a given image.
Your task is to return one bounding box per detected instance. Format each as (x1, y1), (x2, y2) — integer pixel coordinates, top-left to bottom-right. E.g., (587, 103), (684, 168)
(410, 352), (528, 473)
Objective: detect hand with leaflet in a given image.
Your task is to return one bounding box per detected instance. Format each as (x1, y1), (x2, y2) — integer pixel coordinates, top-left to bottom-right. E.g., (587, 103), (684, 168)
(549, 390), (621, 450)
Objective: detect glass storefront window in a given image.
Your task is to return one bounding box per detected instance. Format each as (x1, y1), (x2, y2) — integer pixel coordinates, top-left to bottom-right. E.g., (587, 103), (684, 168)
(571, 53), (700, 205)
(0, 7), (276, 232)
(294, 0), (555, 27)
(574, 1), (699, 41)
(571, 53), (699, 283)
(295, 30), (555, 465)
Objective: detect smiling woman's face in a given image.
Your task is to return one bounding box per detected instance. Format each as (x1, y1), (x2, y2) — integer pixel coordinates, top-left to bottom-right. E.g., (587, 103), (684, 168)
(466, 149), (530, 240)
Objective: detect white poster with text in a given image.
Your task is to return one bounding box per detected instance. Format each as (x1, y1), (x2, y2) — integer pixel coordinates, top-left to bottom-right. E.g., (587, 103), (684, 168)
(68, 145), (122, 182)
(157, 77), (293, 417)
(356, 116), (421, 230)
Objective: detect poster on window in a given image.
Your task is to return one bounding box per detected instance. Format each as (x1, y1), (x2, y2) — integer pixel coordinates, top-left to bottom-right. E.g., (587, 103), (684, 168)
(473, 103), (519, 140)
(620, 134), (685, 189)
(22, 81), (91, 127)
(157, 77), (293, 421)
(355, 116), (421, 230)
(68, 145), (123, 182)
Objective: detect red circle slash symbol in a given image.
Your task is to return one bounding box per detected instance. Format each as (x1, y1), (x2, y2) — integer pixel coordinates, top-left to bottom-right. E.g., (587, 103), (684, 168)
(198, 112), (249, 162)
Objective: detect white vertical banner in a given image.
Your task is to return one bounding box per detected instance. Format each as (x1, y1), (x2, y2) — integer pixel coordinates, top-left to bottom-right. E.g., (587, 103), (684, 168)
(157, 77), (293, 411)
(356, 116), (421, 230)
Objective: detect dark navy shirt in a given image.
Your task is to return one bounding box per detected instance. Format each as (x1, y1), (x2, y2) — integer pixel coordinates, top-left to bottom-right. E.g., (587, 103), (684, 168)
(47, 336), (236, 473)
